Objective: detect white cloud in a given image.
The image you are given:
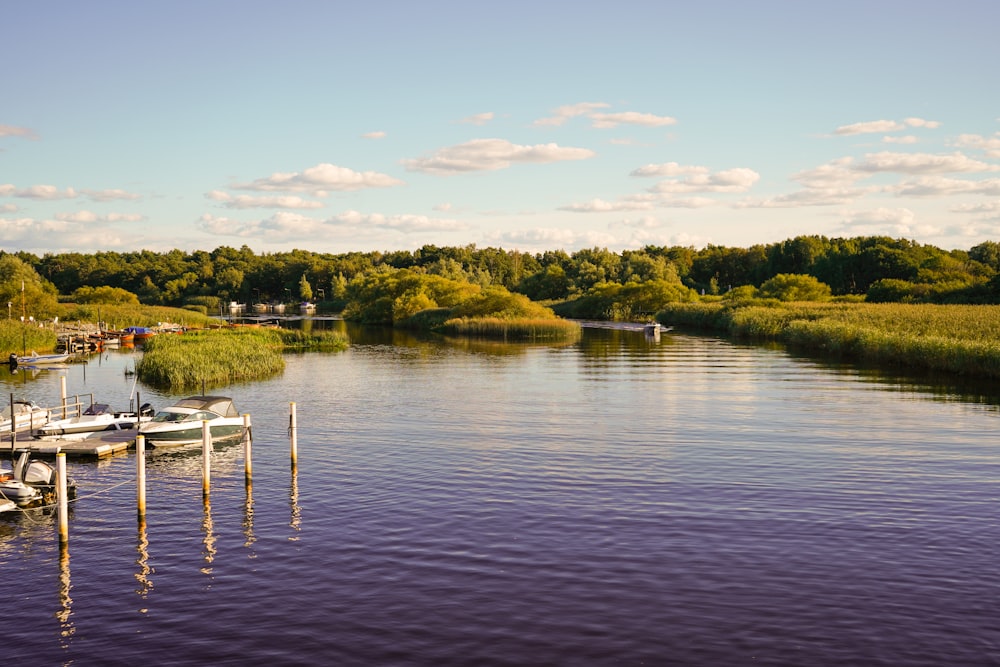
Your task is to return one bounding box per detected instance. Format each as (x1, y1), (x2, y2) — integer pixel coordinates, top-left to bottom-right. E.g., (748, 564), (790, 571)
(559, 198), (654, 213)
(589, 112), (677, 129)
(0, 216), (138, 250)
(855, 151), (999, 174)
(0, 125), (38, 140)
(630, 162), (709, 178)
(459, 112), (494, 126)
(433, 202), (453, 212)
(54, 211), (145, 223)
(362, 131), (387, 139)
(737, 188), (865, 208)
(533, 102), (610, 127)
(3, 184), (79, 200)
(611, 216), (664, 230)
(834, 117), (940, 136)
(206, 190), (325, 210)
(648, 167), (760, 194)
(883, 135), (918, 145)
(82, 188), (142, 202)
(954, 133), (1000, 158)
(403, 138), (595, 175)
(328, 210), (470, 232)
(834, 207), (941, 238)
(233, 163), (404, 194)
(893, 176), (1000, 197)
(791, 158), (867, 189)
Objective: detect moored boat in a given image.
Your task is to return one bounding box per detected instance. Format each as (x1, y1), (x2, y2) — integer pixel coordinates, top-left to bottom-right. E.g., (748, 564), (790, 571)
(32, 402), (154, 440)
(10, 351), (71, 367)
(123, 326), (156, 341)
(138, 395), (245, 447)
(0, 400), (51, 432)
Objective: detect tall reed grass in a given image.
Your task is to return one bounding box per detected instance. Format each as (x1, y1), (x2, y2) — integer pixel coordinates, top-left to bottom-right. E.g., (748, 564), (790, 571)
(135, 327), (348, 389)
(658, 301), (1000, 378)
(0, 320), (58, 355)
(439, 317), (581, 341)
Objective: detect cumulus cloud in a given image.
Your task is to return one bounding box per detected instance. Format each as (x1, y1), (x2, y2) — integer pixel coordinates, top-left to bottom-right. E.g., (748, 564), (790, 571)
(647, 167), (760, 194)
(558, 198), (654, 213)
(206, 190), (325, 210)
(233, 163), (404, 194)
(0, 184), (141, 201)
(403, 138), (595, 175)
(54, 211), (145, 223)
(854, 151), (999, 174)
(893, 176), (1000, 197)
(0, 125), (39, 140)
(611, 216), (664, 230)
(362, 131), (387, 139)
(954, 133), (1000, 158)
(459, 112), (494, 126)
(737, 188), (866, 208)
(0, 215), (139, 251)
(834, 117), (940, 136)
(81, 188), (142, 202)
(589, 112), (677, 128)
(533, 102), (610, 127)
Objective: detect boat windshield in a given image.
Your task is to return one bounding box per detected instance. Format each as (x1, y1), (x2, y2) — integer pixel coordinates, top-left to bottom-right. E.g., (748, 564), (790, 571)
(150, 410), (190, 423)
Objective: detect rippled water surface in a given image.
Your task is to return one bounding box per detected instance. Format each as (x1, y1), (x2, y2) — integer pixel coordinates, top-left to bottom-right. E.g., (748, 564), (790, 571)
(2, 324), (999, 665)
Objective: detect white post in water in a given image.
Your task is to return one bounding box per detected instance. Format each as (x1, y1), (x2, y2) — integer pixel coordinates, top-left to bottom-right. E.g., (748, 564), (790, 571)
(57, 453), (69, 544)
(202, 420), (211, 497)
(136, 435), (146, 517)
(289, 402), (298, 467)
(60, 376), (68, 419)
(242, 413), (253, 481)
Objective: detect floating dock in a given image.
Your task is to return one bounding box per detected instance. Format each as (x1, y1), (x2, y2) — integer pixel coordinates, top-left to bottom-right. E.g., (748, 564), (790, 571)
(1, 430), (136, 458)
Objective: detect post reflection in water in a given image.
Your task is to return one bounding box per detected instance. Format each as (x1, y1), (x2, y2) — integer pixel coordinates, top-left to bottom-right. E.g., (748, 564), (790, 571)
(56, 542), (74, 647)
(201, 497), (216, 579)
(243, 480), (257, 557)
(288, 466), (301, 540)
(135, 517), (153, 611)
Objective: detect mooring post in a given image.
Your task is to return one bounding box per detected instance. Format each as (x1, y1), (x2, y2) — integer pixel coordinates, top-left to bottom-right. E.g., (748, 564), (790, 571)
(9, 393), (15, 446)
(202, 420), (211, 497)
(136, 435), (146, 518)
(243, 413), (253, 482)
(60, 376), (68, 419)
(57, 452), (69, 544)
(289, 402), (298, 467)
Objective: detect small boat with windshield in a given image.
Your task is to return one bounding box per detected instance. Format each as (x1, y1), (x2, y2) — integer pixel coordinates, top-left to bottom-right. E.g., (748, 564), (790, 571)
(138, 396), (244, 447)
(33, 402), (154, 440)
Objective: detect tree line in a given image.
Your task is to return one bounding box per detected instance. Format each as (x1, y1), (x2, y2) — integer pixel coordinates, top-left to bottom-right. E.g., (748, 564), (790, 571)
(3, 235), (1000, 319)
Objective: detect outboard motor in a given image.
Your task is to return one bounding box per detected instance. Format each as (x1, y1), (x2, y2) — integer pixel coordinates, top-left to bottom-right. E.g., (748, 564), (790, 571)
(139, 402), (154, 417)
(8, 353), (17, 370)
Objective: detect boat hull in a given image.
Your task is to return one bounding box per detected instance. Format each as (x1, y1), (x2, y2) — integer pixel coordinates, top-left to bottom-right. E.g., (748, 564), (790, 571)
(140, 422), (245, 447)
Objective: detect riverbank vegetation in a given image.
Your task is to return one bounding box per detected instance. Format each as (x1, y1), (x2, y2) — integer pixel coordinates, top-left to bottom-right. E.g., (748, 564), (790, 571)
(660, 300), (1000, 378)
(136, 327), (347, 389)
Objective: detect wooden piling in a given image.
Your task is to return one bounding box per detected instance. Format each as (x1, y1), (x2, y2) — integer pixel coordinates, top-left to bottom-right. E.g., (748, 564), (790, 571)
(57, 453), (68, 544)
(60, 376), (68, 419)
(202, 420), (211, 497)
(136, 435), (146, 517)
(289, 402), (297, 467)
(243, 413), (252, 481)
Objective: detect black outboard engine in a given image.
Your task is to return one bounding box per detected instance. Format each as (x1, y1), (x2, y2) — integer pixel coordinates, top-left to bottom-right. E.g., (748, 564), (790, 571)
(139, 402), (154, 417)
(8, 353), (17, 370)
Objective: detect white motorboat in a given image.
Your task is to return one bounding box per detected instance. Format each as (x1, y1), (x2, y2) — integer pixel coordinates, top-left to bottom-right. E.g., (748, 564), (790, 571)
(0, 400), (51, 432)
(9, 351), (71, 367)
(138, 395), (245, 447)
(0, 449), (77, 505)
(0, 497), (15, 513)
(33, 402), (154, 440)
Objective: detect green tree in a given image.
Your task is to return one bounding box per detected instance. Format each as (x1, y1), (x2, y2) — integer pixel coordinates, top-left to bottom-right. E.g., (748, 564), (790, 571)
(758, 274), (832, 301)
(299, 273), (313, 301)
(0, 255), (60, 319)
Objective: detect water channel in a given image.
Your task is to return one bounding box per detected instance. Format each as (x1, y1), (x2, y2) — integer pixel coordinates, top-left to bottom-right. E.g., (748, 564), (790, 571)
(2, 322), (998, 665)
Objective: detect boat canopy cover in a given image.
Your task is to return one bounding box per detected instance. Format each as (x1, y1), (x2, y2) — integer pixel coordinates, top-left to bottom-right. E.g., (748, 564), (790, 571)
(83, 403), (112, 415)
(172, 396), (240, 417)
(123, 326), (154, 335)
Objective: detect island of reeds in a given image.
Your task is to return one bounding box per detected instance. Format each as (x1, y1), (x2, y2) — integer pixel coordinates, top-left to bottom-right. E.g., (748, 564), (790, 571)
(135, 327), (348, 389)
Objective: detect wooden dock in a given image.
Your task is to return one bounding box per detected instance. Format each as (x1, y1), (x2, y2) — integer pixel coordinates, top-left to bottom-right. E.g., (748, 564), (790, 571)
(1, 429), (136, 458)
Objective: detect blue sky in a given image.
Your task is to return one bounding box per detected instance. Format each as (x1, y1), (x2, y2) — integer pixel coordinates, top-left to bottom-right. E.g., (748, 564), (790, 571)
(2, 1), (999, 256)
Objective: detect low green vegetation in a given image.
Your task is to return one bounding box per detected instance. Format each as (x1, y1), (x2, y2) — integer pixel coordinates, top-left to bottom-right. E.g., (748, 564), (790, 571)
(659, 300), (1000, 378)
(343, 270), (580, 341)
(136, 327), (347, 389)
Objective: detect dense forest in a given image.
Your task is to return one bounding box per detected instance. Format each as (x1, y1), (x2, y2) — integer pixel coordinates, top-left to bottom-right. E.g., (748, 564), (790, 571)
(4, 235), (1000, 319)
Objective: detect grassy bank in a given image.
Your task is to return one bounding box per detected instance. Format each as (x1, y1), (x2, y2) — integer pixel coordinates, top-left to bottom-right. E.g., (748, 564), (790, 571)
(438, 316), (582, 341)
(659, 301), (1000, 378)
(0, 320), (58, 355)
(136, 327), (347, 389)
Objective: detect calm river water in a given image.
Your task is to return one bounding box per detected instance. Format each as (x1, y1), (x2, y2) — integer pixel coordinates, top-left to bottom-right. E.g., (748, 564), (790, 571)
(2, 322), (999, 665)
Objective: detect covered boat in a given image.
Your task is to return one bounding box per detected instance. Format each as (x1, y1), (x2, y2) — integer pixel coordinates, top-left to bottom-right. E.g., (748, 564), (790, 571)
(33, 402), (154, 440)
(138, 395), (244, 447)
(123, 326), (156, 341)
